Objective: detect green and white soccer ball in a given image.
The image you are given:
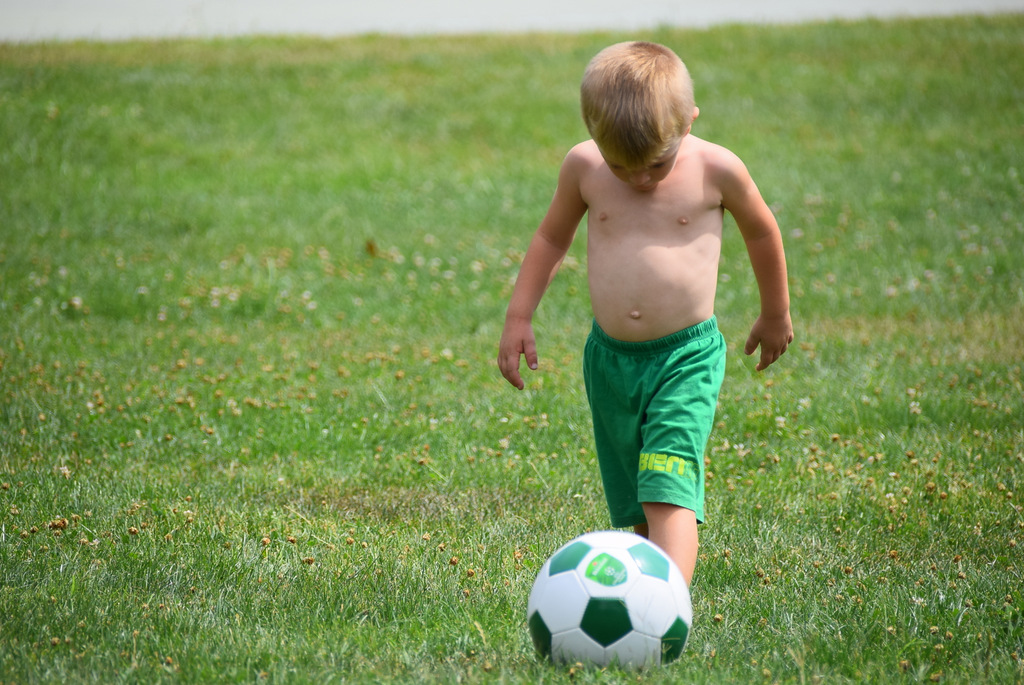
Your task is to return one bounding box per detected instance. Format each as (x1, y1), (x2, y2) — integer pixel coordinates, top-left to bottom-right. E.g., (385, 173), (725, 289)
(526, 530), (692, 669)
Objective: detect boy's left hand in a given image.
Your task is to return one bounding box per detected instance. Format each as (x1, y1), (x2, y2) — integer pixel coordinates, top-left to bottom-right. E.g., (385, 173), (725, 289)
(744, 313), (793, 371)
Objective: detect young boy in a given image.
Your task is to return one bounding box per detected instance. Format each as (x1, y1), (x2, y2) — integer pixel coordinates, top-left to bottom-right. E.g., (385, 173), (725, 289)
(497, 41), (793, 586)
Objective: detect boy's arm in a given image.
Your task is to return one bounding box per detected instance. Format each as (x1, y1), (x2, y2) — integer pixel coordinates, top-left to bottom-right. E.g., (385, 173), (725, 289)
(717, 153), (793, 371)
(498, 151), (588, 389)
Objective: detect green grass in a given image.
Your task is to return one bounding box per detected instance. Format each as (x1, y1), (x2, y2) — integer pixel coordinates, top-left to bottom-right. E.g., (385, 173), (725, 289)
(1, 14), (1023, 684)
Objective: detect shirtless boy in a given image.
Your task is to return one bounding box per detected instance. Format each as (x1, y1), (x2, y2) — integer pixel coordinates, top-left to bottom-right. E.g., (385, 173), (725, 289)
(498, 41), (793, 586)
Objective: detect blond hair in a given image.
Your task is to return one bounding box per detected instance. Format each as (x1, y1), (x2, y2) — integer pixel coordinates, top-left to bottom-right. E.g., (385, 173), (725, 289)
(580, 41), (695, 167)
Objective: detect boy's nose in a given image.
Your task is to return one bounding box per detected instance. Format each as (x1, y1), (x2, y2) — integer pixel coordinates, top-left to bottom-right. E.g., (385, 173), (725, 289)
(631, 170), (651, 185)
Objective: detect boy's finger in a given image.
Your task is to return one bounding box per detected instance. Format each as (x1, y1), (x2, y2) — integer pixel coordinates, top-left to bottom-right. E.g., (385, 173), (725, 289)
(498, 349), (518, 381)
(757, 347), (780, 371)
(523, 340), (539, 371)
(743, 333), (759, 356)
(499, 357), (524, 389)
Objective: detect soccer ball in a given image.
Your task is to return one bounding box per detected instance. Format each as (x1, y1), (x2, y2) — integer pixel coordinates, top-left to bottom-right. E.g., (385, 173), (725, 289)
(526, 530), (692, 669)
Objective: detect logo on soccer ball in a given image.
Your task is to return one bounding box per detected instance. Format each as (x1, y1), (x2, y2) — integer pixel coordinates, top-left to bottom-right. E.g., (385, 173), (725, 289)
(584, 553), (628, 587)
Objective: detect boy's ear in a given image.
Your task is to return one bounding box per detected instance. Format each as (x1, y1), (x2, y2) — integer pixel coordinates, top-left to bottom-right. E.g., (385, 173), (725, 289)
(682, 106), (700, 137)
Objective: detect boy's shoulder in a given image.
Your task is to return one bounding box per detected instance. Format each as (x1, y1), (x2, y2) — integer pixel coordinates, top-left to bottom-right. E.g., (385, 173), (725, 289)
(554, 140), (606, 187)
(566, 139), (605, 166)
(684, 135), (744, 166)
(684, 135), (752, 186)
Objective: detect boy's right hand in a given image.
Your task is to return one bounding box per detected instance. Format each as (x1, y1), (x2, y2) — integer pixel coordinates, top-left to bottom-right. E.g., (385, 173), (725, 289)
(498, 318), (538, 390)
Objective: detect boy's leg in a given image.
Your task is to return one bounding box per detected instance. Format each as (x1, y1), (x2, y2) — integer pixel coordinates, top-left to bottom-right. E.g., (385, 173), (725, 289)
(634, 502), (698, 586)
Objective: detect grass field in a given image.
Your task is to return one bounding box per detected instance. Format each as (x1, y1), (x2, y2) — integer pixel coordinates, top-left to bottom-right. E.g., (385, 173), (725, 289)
(1, 13), (1023, 684)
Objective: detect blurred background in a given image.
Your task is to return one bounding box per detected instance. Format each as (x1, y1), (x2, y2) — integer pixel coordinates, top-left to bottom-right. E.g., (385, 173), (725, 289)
(3, 0), (1024, 42)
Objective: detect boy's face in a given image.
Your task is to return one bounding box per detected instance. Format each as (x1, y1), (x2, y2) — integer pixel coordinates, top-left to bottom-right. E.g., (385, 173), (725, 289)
(602, 141), (681, 193)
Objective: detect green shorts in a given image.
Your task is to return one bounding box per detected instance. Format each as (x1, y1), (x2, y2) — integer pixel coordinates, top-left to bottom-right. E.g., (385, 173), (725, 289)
(583, 317), (725, 528)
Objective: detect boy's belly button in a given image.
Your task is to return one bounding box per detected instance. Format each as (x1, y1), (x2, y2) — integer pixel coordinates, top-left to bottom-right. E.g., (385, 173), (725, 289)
(630, 310), (641, 319)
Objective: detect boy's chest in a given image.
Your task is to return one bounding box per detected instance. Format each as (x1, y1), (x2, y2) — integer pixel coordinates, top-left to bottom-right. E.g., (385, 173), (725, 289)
(582, 173), (723, 240)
